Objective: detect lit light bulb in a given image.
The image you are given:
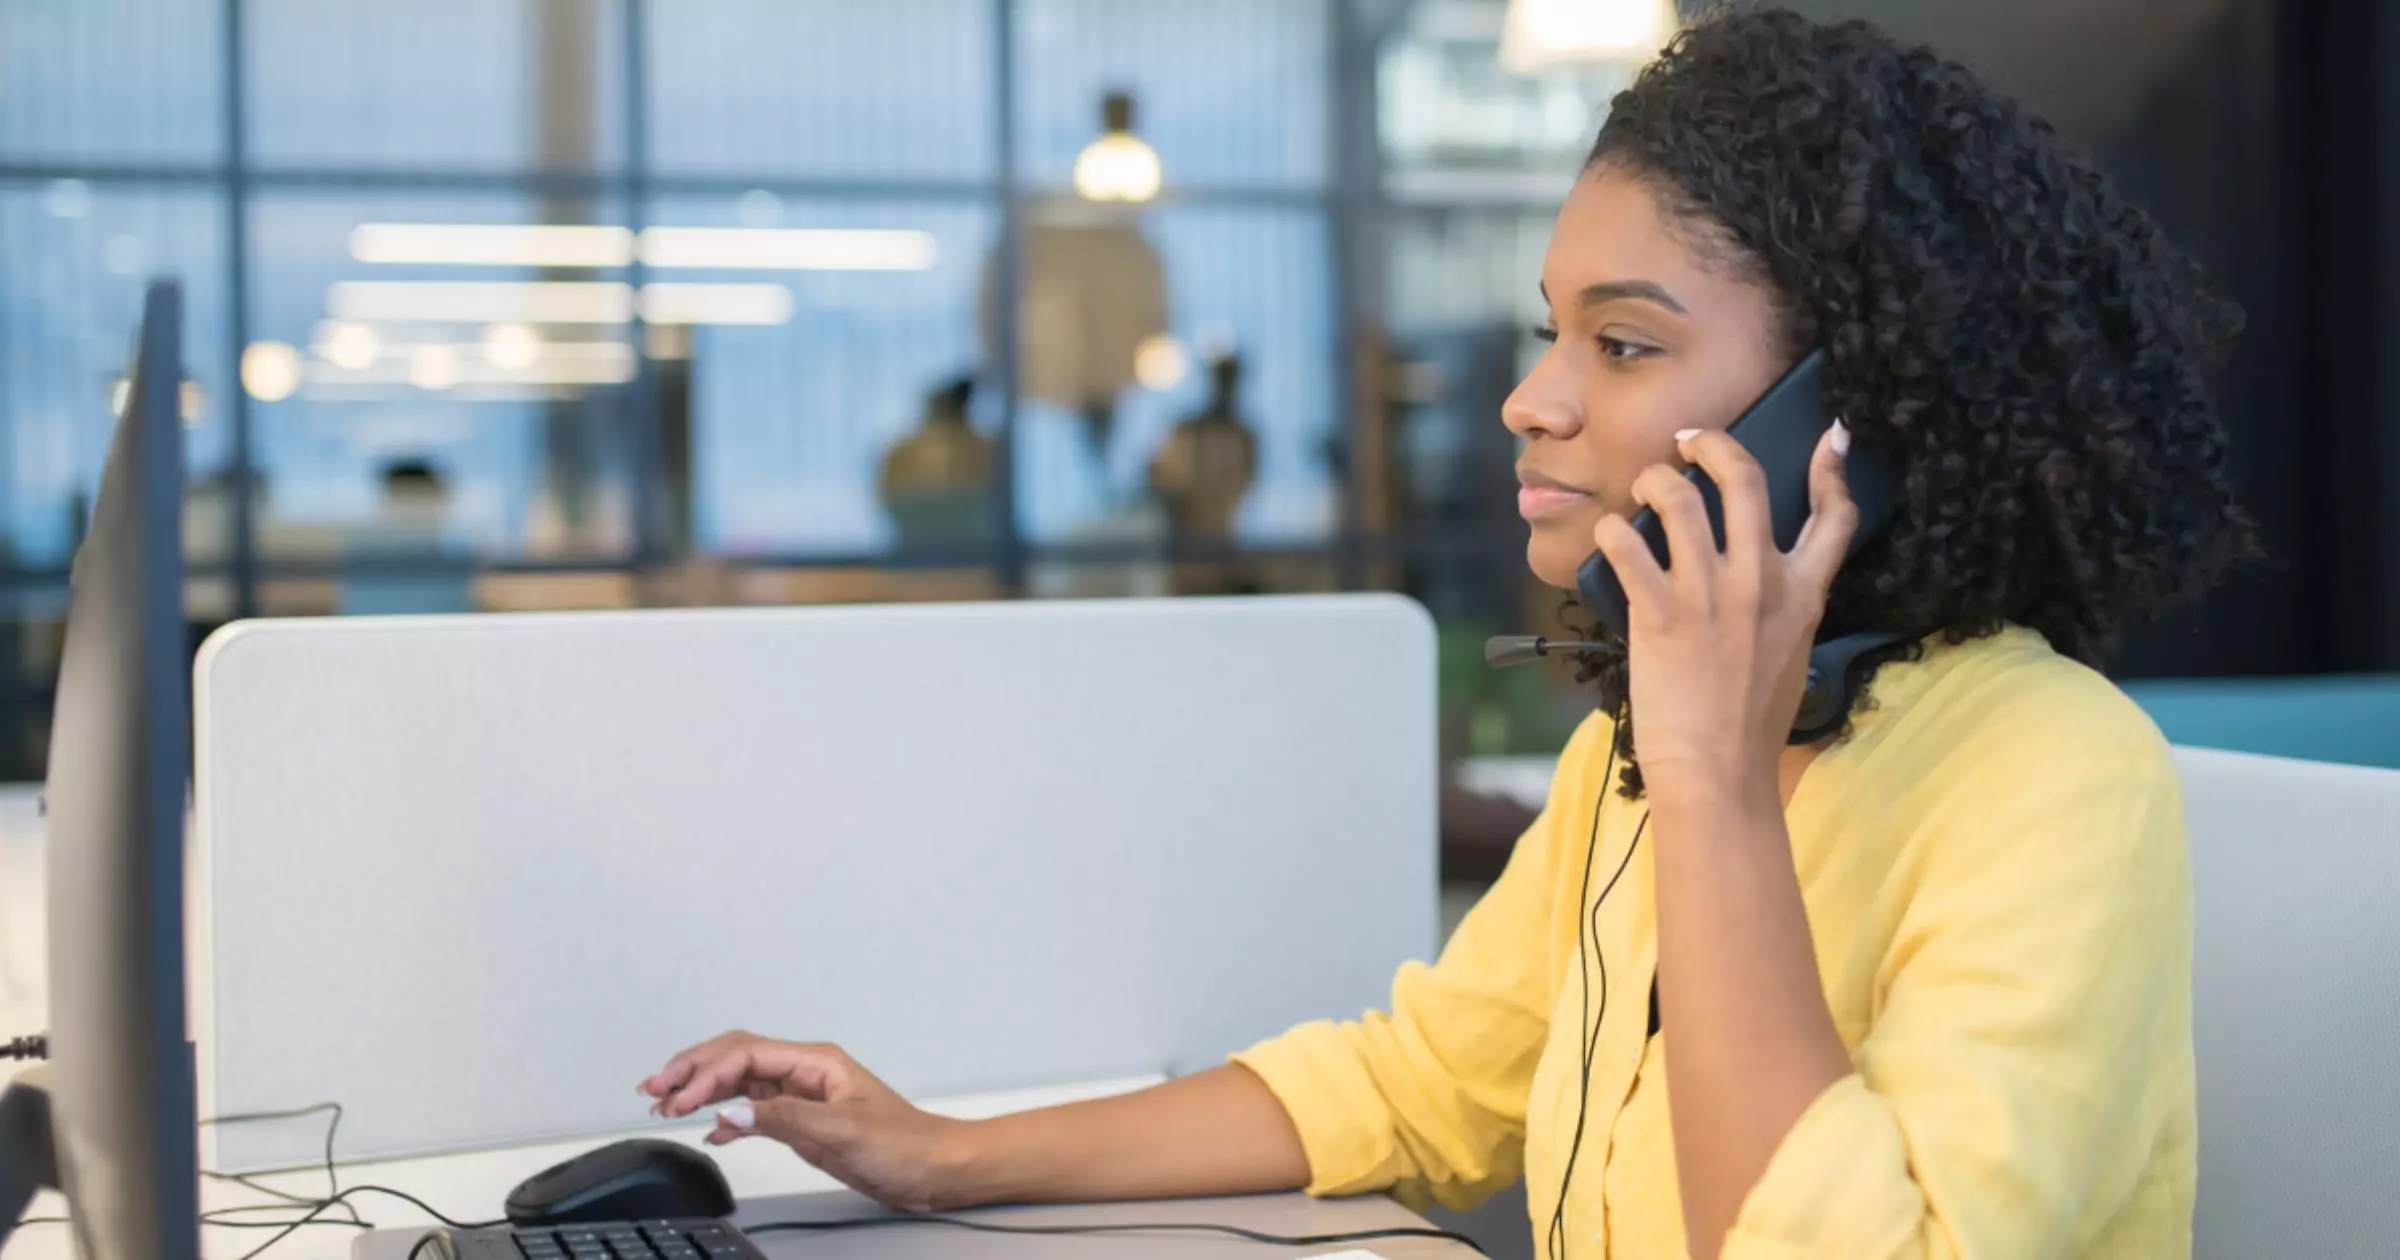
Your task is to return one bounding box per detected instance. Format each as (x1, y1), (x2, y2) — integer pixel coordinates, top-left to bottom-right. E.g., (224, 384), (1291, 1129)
(409, 344), (462, 392)
(1499, 0), (1677, 73)
(1074, 91), (1163, 204)
(482, 322), (542, 373)
(322, 321), (381, 371)
(241, 341), (301, 403)
(1075, 136), (1162, 203)
(1134, 335), (1190, 391)
(180, 380), (206, 424)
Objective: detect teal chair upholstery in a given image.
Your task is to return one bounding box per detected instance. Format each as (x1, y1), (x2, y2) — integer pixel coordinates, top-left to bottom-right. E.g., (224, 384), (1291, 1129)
(2122, 676), (2400, 770)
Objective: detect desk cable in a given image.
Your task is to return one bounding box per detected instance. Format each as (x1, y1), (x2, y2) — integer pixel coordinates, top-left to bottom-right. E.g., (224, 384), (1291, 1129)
(19, 1100), (1491, 1257)
(13, 1100), (505, 1259)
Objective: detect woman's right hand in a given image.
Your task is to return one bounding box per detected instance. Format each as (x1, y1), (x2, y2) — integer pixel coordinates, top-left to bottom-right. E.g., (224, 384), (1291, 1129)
(639, 1031), (973, 1213)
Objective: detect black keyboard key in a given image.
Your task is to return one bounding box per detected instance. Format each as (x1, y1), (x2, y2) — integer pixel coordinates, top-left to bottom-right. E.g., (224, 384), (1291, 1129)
(476, 1220), (759, 1260)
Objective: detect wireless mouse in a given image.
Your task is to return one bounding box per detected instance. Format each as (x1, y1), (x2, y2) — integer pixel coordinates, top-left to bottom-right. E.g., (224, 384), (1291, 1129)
(503, 1138), (736, 1227)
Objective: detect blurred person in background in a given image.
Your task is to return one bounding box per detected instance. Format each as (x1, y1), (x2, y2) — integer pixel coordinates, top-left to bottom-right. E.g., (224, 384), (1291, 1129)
(1150, 350), (1260, 594)
(638, 8), (2250, 1259)
(879, 374), (996, 551)
(374, 459), (451, 538)
(340, 458), (475, 616)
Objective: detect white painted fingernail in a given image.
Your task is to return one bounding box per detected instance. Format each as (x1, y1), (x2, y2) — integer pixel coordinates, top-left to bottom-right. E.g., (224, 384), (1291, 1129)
(1830, 419), (1851, 456)
(1673, 428), (1701, 446)
(718, 1098), (757, 1129)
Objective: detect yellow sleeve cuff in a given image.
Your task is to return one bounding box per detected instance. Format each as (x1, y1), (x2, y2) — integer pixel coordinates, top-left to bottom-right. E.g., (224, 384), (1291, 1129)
(1721, 1074), (1924, 1260)
(1230, 1019), (1419, 1201)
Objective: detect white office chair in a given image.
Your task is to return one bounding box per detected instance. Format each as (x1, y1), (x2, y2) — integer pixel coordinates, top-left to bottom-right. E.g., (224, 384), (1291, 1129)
(2178, 747), (2400, 1259)
(1461, 745), (2400, 1255)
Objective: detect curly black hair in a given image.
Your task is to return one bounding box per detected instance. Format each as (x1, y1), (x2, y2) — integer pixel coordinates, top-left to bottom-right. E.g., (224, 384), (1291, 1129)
(1575, 5), (2255, 796)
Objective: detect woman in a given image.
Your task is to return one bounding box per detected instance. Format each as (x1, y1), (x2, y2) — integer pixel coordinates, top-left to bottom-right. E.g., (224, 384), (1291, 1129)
(641, 10), (2249, 1258)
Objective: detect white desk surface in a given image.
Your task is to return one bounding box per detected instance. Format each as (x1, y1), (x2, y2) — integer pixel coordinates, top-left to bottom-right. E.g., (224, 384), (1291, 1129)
(0, 786), (1182, 1260)
(0, 786), (1471, 1260)
(0, 1073), (1165, 1260)
(357, 1191), (1477, 1259)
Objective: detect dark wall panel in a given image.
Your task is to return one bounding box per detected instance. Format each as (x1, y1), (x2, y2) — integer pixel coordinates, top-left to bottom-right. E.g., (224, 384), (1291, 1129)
(1786, 0), (2396, 677)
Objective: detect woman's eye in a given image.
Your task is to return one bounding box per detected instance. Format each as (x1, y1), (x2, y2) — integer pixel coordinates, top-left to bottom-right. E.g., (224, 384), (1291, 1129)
(1598, 335), (1657, 361)
(1531, 325), (1560, 344)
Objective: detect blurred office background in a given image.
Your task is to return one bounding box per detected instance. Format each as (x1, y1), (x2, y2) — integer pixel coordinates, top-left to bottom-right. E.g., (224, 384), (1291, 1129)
(1, 0), (2395, 805)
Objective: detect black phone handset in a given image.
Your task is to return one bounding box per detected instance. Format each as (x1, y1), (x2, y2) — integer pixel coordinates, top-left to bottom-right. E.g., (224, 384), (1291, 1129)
(1485, 349), (1910, 744)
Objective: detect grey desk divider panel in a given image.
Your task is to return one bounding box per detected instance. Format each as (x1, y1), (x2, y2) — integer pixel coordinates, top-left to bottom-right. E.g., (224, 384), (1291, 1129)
(190, 595), (1439, 1172)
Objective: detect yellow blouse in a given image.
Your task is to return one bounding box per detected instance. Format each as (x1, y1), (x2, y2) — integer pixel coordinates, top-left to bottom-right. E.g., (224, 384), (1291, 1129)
(1233, 626), (2195, 1258)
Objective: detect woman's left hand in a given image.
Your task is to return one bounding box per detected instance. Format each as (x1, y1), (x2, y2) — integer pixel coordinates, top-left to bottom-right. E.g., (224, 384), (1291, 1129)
(1593, 422), (1858, 801)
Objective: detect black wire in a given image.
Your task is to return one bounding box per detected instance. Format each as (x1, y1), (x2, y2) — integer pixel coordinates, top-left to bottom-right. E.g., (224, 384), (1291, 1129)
(1545, 737), (1649, 1260)
(408, 1229), (454, 1260)
(233, 1190), (360, 1260)
(332, 1184), (505, 1231)
(14, 1101), (370, 1234)
(12, 1092), (1487, 1256)
(189, 1104), (501, 1239)
(205, 1172), (366, 1224)
(227, 1185), (500, 1260)
(14, 1212), (367, 1233)
(749, 1215), (1489, 1255)
(199, 1102), (363, 1226)
(1546, 739), (1613, 1260)
(198, 1214), (372, 1232)
(202, 1203), (354, 1217)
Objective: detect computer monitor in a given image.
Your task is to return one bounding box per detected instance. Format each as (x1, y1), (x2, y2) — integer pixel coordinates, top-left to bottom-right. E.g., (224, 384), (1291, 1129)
(4, 279), (201, 1258)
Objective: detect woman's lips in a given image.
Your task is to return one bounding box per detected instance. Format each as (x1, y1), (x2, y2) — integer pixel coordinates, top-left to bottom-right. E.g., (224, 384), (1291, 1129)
(1518, 484), (1592, 521)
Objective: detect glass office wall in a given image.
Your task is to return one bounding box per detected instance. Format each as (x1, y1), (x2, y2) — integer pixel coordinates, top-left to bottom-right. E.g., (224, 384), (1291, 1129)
(0, 0), (1356, 767)
(0, 0), (1633, 778)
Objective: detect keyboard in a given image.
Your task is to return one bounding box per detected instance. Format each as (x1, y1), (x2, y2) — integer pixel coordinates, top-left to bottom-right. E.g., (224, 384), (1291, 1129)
(447, 1218), (768, 1260)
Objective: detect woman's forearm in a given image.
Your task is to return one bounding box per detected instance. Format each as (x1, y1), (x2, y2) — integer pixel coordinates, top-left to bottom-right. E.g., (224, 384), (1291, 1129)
(1649, 777), (1852, 1260)
(939, 1064), (1311, 1208)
